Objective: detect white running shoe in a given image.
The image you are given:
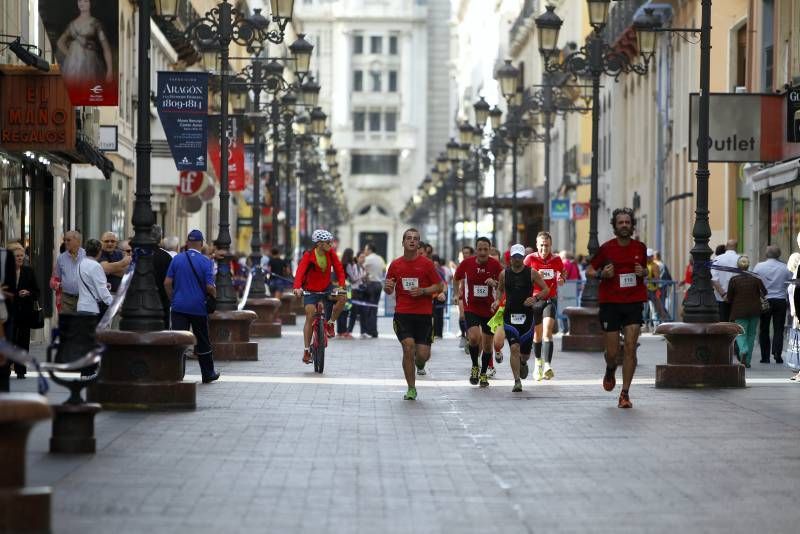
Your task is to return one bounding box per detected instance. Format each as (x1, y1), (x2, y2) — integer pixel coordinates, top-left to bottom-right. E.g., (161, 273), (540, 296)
(543, 362), (554, 380)
(487, 367), (497, 379)
(534, 358), (544, 381)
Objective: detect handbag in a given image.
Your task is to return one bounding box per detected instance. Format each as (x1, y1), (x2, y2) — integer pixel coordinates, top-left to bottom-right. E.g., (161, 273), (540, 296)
(782, 328), (800, 370)
(29, 300), (45, 329)
(186, 252), (216, 314)
(760, 296), (771, 314)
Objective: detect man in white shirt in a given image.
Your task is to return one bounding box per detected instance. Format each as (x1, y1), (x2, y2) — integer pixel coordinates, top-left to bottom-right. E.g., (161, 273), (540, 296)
(711, 239), (740, 322)
(753, 245), (793, 363)
(362, 242), (386, 338)
(77, 238), (114, 316)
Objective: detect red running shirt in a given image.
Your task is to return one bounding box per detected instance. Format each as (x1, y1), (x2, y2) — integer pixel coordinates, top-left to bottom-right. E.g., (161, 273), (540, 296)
(386, 255), (442, 315)
(524, 253), (564, 298)
(454, 256), (503, 317)
(590, 238), (648, 303)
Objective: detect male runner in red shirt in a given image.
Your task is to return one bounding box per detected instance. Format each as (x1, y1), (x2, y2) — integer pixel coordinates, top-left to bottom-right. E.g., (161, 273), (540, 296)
(384, 228), (444, 400)
(586, 208), (648, 409)
(524, 231), (567, 381)
(454, 237), (503, 388)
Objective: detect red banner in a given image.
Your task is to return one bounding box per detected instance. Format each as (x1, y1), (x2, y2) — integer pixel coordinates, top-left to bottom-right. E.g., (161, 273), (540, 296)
(208, 114), (245, 192)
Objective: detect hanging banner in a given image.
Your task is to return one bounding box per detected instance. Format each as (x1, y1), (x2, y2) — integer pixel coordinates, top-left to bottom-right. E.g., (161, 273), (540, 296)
(156, 71), (209, 171)
(209, 114), (246, 192)
(39, 0), (119, 106)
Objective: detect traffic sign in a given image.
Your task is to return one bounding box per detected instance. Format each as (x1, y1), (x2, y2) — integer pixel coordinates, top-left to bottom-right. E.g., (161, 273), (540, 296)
(551, 198), (570, 220)
(572, 202), (590, 220)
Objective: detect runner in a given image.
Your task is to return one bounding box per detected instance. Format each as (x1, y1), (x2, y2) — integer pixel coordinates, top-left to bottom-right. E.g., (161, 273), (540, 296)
(292, 229), (347, 365)
(495, 244), (550, 392)
(384, 228), (444, 400)
(586, 208), (648, 409)
(454, 237), (503, 387)
(524, 232), (567, 381)
(457, 245), (474, 352)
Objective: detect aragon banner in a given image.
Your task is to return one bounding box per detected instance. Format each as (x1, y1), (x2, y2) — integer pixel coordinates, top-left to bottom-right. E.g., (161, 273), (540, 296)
(156, 71), (209, 171)
(39, 0), (119, 106)
(208, 114), (246, 192)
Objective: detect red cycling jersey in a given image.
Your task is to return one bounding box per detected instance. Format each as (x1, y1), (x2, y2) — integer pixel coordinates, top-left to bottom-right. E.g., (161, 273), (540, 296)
(454, 256), (503, 317)
(293, 248), (346, 292)
(386, 254), (442, 315)
(524, 253), (564, 298)
(590, 238), (648, 303)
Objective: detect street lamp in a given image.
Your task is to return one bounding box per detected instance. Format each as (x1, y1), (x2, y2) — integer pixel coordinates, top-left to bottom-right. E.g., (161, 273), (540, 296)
(474, 97), (490, 126)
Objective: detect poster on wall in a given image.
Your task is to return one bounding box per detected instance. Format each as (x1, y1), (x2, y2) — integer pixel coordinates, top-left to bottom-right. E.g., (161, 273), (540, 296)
(39, 0), (119, 106)
(156, 71), (209, 171)
(208, 114), (246, 192)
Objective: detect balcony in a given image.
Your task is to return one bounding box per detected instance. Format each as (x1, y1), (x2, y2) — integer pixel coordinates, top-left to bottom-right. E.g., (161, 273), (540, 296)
(509, 0), (538, 47)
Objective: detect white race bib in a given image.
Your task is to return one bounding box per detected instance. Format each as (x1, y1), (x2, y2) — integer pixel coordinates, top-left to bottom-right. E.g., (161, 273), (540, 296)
(539, 268), (555, 280)
(473, 285), (489, 298)
(510, 313), (527, 325)
(619, 273), (637, 288)
(401, 277), (419, 291)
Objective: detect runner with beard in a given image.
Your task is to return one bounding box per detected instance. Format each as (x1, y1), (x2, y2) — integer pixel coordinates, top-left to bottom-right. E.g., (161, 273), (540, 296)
(495, 244), (551, 392)
(586, 208), (648, 409)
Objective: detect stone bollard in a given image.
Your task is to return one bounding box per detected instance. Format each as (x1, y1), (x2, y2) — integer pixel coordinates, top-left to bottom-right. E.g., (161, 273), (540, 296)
(246, 298), (282, 338)
(654, 322), (745, 388)
(209, 310), (258, 361)
(560, 307), (605, 352)
(0, 393), (52, 532)
(89, 331), (197, 410)
(280, 294), (298, 326)
(50, 403), (102, 454)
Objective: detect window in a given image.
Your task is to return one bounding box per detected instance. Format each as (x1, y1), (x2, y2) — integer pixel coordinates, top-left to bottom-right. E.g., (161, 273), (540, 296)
(370, 71), (382, 92)
(353, 35), (363, 54)
(388, 70), (397, 92)
(370, 36), (382, 54)
(389, 35), (398, 55)
(368, 111), (381, 131)
(351, 154), (399, 175)
(735, 24), (747, 89)
(353, 70), (363, 91)
(353, 111), (365, 132)
(384, 111), (397, 132)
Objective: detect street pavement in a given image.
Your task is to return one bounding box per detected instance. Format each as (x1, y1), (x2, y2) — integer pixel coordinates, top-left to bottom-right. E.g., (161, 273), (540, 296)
(14, 314), (800, 534)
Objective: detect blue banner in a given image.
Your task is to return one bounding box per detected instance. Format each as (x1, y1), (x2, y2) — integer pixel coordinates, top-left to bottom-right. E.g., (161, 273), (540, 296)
(156, 71), (208, 171)
(551, 198), (571, 220)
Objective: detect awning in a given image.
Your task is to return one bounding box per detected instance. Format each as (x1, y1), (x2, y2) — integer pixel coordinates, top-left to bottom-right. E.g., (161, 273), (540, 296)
(747, 158), (800, 192)
(476, 187), (544, 209)
(75, 137), (115, 179)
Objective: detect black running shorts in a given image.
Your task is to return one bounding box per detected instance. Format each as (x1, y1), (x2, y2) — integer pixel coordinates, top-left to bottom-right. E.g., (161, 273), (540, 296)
(464, 311), (493, 336)
(598, 302), (644, 332)
(393, 313), (434, 345)
(532, 299), (558, 325)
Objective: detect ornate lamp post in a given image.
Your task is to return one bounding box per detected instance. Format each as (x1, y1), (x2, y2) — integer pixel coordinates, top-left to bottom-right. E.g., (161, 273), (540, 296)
(446, 139), (462, 259)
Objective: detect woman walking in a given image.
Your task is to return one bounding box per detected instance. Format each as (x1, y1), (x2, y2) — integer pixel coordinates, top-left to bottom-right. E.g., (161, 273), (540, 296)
(726, 255), (766, 368)
(8, 244), (39, 379)
(345, 251), (369, 338)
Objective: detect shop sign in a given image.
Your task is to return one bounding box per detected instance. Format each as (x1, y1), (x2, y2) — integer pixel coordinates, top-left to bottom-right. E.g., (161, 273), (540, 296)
(690, 93), (783, 162)
(156, 71), (209, 171)
(0, 67), (75, 151)
(788, 86), (800, 143)
(551, 198), (571, 220)
(571, 202), (590, 220)
(98, 125), (117, 151)
(209, 114), (246, 192)
(176, 170), (205, 196)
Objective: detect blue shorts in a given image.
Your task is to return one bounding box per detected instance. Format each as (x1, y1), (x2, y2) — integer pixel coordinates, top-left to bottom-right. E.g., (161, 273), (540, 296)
(303, 287), (334, 307)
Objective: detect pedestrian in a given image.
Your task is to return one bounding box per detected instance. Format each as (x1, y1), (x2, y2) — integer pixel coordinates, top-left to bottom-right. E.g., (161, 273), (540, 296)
(561, 250), (580, 281)
(53, 231), (86, 314)
(753, 246), (792, 364)
(6, 243), (39, 379)
(99, 231), (132, 297)
(0, 240), (16, 349)
(711, 239), (740, 321)
(457, 245), (475, 351)
(336, 248), (356, 337)
(165, 230), (220, 383)
(345, 251), (368, 337)
(77, 238), (114, 318)
(362, 242), (386, 338)
(267, 248), (291, 298)
(384, 228), (444, 400)
(726, 255), (766, 368)
(586, 207), (648, 409)
(163, 236), (179, 257)
(785, 247), (800, 380)
(645, 248), (662, 329)
(495, 244), (550, 393)
(151, 225), (173, 329)
(431, 255), (449, 340)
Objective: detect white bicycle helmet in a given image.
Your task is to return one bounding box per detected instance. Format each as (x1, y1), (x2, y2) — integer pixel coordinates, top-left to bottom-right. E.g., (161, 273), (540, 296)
(312, 229), (334, 243)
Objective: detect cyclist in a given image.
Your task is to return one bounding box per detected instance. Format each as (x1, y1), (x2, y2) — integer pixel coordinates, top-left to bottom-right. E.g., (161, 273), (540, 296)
(454, 237), (503, 388)
(292, 229), (347, 365)
(384, 228), (444, 400)
(524, 232), (567, 381)
(586, 208), (648, 409)
(495, 244), (550, 392)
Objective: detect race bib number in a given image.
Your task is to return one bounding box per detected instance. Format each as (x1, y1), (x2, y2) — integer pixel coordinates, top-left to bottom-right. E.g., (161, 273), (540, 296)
(539, 269), (555, 280)
(619, 273), (637, 288)
(401, 278), (419, 291)
(510, 313), (527, 325)
(473, 285), (489, 298)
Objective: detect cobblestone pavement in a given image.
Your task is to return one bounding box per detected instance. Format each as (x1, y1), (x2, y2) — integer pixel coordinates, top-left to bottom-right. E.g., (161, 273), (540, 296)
(15, 315), (800, 533)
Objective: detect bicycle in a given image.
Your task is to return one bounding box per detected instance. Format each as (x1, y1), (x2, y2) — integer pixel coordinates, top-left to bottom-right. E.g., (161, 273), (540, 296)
(305, 289), (346, 374)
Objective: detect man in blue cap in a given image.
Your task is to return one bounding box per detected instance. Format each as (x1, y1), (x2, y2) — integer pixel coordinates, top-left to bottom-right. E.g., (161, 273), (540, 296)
(164, 230), (220, 383)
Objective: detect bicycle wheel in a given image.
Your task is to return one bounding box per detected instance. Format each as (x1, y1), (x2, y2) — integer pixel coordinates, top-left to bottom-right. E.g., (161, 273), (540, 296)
(314, 314), (325, 373)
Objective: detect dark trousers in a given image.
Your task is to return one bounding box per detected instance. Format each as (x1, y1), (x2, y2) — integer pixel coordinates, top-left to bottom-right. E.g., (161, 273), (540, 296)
(433, 305), (444, 338)
(759, 298), (788, 361)
(337, 308), (350, 334)
(1, 312), (16, 391)
(364, 281), (382, 337)
(170, 311), (216, 379)
(718, 301), (731, 322)
(347, 304), (365, 334)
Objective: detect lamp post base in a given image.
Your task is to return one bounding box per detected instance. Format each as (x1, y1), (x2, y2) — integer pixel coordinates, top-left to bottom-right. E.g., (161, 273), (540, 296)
(49, 403), (102, 454)
(654, 322), (745, 388)
(209, 310), (259, 361)
(246, 298), (282, 338)
(560, 307), (605, 352)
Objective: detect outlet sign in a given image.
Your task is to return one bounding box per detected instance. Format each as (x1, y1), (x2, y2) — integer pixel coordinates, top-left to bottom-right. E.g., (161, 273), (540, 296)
(690, 93), (783, 162)
(788, 86), (800, 143)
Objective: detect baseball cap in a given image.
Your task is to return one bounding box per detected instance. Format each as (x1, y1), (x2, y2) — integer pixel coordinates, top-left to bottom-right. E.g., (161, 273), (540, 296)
(510, 244), (526, 258)
(646, 248), (654, 257)
(187, 229), (204, 242)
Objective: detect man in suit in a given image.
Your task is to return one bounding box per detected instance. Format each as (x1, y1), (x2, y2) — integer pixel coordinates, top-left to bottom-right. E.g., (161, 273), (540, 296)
(151, 225), (173, 329)
(0, 240), (17, 392)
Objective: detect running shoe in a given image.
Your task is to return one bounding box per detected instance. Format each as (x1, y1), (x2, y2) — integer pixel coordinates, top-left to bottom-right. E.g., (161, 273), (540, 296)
(520, 361), (529, 380)
(512, 380), (522, 393)
(603, 367), (616, 391)
(487, 367), (496, 379)
(404, 387), (417, 400)
(543, 363), (554, 380)
(458, 336), (466, 348)
(302, 349), (312, 364)
(417, 366), (427, 376)
(495, 351), (504, 364)
(469, 366), (480, 385)
(533, 358), (543, 381)
(618, 390), (632, 409)
(479, 374), (489, 388)
(325, 321), (336, 338)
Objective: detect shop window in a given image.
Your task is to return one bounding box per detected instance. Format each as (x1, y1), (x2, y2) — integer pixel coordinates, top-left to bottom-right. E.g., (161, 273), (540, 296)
(770, 188), (791, 254)
(351, 154), (399, 175)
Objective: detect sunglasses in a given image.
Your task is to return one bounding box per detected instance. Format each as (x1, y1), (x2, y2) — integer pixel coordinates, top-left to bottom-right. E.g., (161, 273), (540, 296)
(123, 249), (132, 254)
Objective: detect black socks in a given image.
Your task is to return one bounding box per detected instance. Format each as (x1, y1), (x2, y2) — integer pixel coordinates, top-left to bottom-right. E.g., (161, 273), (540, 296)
(534, 342), (542, 360)
(543, 341), (553, 363)
(469, 344), (480, 367)
(459, 318), (467, 336)
(481, 351), (492, 374)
